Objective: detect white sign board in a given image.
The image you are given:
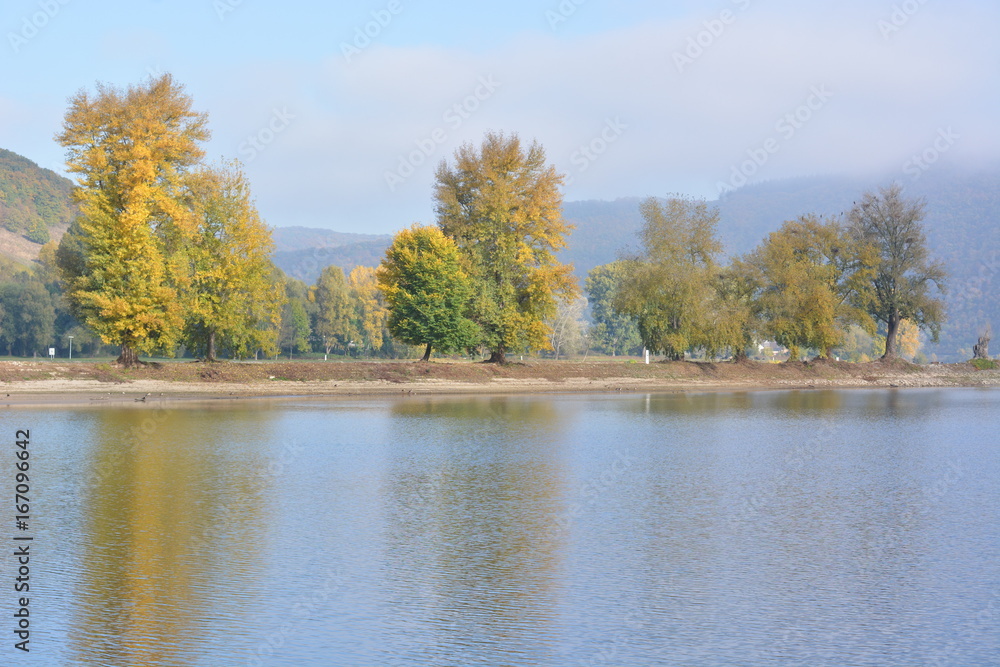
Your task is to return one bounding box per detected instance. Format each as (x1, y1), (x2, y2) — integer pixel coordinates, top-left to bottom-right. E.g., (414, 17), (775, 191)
(48, 348), (55, 358)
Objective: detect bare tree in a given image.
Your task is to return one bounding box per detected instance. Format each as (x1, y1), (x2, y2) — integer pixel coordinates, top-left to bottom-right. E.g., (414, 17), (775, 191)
(848, 184), (947, 360)
(548, 297), (587, 360)
(973, 324), (992, 359)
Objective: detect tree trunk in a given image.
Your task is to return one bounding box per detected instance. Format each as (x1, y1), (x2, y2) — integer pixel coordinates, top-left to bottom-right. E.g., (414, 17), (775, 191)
(206, 330), (217, 362)
(973, 326), (991, 359)
(421, 342), (432, 362)
(487, 347), (506, 364)
(732, 347), (747, 362)
(883, 312), (900, 360)
(116, 345), (141, 368)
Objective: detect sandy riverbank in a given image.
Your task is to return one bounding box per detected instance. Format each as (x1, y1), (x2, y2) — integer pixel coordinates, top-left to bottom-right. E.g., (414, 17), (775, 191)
(0, 358), (996, 406)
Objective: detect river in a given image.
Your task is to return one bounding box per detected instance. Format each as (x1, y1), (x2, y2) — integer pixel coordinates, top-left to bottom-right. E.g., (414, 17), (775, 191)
(4, 389), (998, 665)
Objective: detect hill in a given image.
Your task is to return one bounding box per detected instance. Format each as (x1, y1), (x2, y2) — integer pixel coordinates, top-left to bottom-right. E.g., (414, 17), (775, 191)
(0, 148), (75, 246)
(269, 226), (391, 282)
(270, 226), (387, 254)
(271, 238), (392, 283)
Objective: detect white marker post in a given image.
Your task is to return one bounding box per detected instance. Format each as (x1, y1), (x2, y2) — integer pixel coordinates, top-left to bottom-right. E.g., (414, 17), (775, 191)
(644, 348), (650, 364)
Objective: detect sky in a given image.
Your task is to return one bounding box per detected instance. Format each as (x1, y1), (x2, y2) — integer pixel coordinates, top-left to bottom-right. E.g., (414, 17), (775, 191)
(2, 0), (998, 235)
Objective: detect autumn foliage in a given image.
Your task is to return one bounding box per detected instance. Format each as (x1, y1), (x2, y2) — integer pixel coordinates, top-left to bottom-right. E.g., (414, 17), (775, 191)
(55, 75), (283, 366)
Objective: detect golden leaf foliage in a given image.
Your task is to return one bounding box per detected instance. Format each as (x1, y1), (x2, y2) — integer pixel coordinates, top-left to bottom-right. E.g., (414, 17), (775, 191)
(744, 215), (875, 359)
(55, 74), (209, 364)
(179, 162), (284, 360)
(898, 319), (922, 360)
(348, 266), (387, 355)
(434, 132), (577, 363)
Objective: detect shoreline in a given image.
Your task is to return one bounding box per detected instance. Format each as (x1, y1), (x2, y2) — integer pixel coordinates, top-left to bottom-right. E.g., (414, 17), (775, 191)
(0, 359), (997, 407)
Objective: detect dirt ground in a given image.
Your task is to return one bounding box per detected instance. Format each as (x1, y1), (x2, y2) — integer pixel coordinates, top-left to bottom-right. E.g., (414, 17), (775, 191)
(0, 357), (996, 406)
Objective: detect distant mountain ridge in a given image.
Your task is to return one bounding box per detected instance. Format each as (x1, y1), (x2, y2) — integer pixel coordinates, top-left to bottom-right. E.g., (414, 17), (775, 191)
(268, 226), (392, 282)
(270, 226), (388, 254)
(557, 166), (1000, 362)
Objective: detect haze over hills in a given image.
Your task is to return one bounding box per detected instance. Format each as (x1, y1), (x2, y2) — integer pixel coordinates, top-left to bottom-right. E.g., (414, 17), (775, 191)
(557, 167), (1000, 361)
(269, 226), (392, 282)
(1, 146), (995, 361)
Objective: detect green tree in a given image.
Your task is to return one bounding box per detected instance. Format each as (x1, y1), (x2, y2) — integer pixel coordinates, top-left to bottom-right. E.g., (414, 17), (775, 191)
(745, 215), (874, 359)
(848, 184), (947, 359)
(178, 162), (284, 360)
(312, 265), (355, 356)
(585, 262), (641, 356)
(615, 197), (722, 360)
(55, 74), (210, 366)
(0, 274), (55, 357)
(377, 224), (478, 362)
(279, 297), (311, 357)
(434, 132), (577, 363)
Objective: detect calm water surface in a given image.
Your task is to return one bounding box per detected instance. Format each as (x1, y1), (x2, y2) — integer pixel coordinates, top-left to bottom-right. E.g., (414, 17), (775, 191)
(3, 389), (999, 666)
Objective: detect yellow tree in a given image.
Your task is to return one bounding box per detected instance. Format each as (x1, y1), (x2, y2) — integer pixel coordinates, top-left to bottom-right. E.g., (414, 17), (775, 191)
(746, 215), (874, 359)
(348, 266), (387, 356)
(55, 74), (209, 366)
(434, 132), (577, 363)
(178, 162), (284, 360)
(897, 319), (922, 360)
(615, 197), (722, 360)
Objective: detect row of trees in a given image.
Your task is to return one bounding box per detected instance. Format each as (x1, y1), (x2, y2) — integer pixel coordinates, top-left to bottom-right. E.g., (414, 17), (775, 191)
(51, 77), (577, 366)
(277, 264), (417, 360)
(45, 73), (945, 366)
(585, 185), (945, 362)
(54, 75), (282, 365)
(376, 132), (578, 364)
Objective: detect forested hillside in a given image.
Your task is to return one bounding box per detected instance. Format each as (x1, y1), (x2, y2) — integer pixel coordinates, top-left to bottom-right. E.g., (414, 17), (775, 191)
(269, 226), (391, 283)
(0, 149), (75, 244)
(272, 238), (392, 283)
